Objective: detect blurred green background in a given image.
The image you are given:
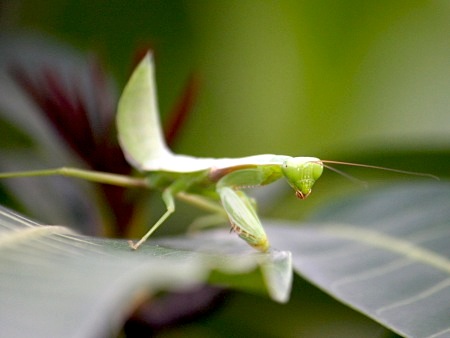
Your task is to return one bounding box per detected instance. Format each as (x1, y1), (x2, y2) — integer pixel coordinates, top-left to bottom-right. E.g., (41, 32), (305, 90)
(1, 1), (449, 337)
(5, 0), (450, 158)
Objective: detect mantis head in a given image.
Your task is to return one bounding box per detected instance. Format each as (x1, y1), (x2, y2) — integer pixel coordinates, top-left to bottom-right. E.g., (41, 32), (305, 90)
(281, 158), (438, 200)
(281, 157), (323, 199)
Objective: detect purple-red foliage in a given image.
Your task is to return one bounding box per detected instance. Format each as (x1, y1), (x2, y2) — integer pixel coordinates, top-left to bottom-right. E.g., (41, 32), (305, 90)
(8, 53), (200, 236)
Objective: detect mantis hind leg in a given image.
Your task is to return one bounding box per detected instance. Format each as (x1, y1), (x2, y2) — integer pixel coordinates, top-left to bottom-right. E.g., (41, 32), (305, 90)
(0, 167), (149, 188)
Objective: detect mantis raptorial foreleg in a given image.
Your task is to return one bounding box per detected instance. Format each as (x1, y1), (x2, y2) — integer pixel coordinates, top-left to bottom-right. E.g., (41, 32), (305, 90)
(216, 167), (278, 189)
(217, 186), (268, 251)
(216, 168), (275, 251)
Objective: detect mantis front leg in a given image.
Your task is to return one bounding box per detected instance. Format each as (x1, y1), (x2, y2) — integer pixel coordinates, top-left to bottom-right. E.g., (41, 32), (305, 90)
(218, 187), (268, 251)
(216, 168), (277, 252)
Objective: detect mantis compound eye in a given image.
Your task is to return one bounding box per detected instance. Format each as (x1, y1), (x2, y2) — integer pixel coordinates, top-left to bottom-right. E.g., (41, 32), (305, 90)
(281, 157), (323, 199)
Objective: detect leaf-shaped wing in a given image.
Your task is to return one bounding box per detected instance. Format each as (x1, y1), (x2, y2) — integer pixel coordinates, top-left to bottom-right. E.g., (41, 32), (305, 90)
(117, 53), (172, 170)
(116, 54), (290, 173)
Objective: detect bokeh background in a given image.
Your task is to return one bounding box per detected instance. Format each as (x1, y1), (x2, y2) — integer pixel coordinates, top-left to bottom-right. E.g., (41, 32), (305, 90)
(5, 1), (450, 156)
(0, 1), (449, 337)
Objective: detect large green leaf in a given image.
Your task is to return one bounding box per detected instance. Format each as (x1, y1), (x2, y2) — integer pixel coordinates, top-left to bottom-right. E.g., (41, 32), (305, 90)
(1, 177), (448, 338)
(0, 207), (291, 338)
(266, 181), (450, 338)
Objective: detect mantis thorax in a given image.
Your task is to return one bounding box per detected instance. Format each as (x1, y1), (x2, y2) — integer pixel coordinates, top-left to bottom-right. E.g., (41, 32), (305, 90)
(281, 157), (323, 199)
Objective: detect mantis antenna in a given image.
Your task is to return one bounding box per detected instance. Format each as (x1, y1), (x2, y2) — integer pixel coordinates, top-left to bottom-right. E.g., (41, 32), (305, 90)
(319, 160), (440, 181)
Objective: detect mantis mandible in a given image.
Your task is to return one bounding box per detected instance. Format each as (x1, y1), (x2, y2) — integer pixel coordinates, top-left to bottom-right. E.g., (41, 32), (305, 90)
(0, 53), (437, 252)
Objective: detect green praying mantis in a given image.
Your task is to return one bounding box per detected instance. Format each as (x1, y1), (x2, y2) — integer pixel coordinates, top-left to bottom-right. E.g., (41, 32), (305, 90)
(0, 53), (437, 252)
